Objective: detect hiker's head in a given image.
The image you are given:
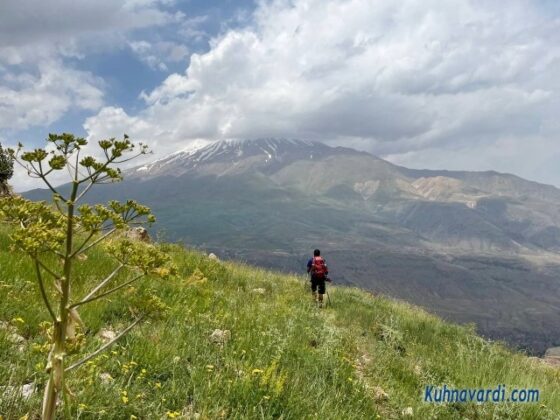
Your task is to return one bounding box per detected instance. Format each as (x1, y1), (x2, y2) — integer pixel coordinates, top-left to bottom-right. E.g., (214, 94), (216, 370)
(314, 249), (321, 256)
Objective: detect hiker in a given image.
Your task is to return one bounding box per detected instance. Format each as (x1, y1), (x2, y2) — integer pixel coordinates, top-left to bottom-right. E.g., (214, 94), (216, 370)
(307, 249), (330, 307)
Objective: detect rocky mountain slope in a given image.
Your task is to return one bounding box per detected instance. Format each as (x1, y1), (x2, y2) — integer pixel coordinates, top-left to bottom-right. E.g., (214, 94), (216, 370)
(25, 138), (560, 353)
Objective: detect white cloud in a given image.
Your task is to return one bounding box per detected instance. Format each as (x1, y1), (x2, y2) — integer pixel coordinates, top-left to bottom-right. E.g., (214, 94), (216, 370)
(0, 0), (181, 133)
(0, 0), (178, 48)
(84, 106), (158, 144)
(0, 60), (104, 131)
(0, 0), (190, 190)
(129, 40), (190, 71)
(81, 0), (560, 186)
(83, 106), (179, 164)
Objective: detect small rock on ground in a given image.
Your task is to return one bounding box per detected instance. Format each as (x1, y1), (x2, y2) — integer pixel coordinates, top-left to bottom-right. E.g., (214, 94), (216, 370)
(372, 386), (389, 402)
(1, 383), (35, 400)
(99, 373), (114, 384)
(401, 407), (414, 416)
(1, 320), (26, 349)
(8, 332), (25, 344)
(97, 328), (116, 343)
(209, 329), (231, 344)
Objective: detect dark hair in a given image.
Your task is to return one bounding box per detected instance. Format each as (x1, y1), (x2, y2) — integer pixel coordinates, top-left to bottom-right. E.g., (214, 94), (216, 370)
(314, 249), (320, 256)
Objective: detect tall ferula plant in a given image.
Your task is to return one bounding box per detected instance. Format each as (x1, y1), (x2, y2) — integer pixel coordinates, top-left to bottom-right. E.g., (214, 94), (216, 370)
(0, 133), (176, 419)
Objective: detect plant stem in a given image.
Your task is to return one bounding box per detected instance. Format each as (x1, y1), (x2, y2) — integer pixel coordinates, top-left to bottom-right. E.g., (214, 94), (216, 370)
(42, 180), (79, 420)
(72, 228), (116, 257)
(34, 260), (56, 322)
(70, 273), (143, 309)
(65, 316), (144, 372)
(73, 263), (124, 304)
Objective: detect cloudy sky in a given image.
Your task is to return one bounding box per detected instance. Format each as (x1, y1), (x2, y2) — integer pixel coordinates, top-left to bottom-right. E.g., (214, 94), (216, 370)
(2, 0), (560, 191)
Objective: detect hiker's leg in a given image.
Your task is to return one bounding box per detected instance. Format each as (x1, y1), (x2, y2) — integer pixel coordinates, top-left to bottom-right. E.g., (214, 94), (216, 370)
(311, 277), (318, 301)
(318, 280), (326, 306)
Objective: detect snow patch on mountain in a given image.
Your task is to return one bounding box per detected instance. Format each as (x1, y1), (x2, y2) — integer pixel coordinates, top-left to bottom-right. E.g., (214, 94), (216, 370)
(130, 138), (357, 178)
(186, 138), (321, 165)
(135, 139), (210, 173)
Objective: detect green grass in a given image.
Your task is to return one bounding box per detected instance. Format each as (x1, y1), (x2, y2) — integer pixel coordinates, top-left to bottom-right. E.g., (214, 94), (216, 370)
(1, 224), (560, 419)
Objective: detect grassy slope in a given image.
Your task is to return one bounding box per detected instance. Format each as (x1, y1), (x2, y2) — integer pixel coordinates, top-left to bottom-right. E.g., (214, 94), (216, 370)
(1, 225), (559, 419)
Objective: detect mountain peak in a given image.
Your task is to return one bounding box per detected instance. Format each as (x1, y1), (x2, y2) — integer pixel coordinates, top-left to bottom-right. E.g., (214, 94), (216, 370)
(221, 137), (317, 147)
(195, 138), (327, 162)
(131, 138), (357, 178)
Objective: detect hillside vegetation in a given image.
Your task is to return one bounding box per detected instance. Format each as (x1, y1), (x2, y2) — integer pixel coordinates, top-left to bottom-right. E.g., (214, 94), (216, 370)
(1, 225), (559, 419)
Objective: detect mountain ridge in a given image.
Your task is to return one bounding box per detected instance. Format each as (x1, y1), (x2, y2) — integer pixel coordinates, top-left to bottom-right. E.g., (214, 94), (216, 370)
(131, 138), (560, 193)
(127, 138), (560, 209)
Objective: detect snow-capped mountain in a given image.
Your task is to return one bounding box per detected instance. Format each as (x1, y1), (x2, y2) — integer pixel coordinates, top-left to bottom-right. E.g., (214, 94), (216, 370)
(130, 138), (361, 179)
(134, 139), (211, 175)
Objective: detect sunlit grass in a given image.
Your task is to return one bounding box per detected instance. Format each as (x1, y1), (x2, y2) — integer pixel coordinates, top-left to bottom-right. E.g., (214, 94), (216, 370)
(1, 225), (559, 418)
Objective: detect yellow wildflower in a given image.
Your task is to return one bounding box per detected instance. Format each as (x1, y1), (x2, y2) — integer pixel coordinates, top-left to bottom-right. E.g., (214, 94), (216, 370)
(155, 382), (162, 389)
(155, 267), (171, 277)
(261, 360), (278, 386)
(252, 368), (264, 375)
(274, 373), (287, 395)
